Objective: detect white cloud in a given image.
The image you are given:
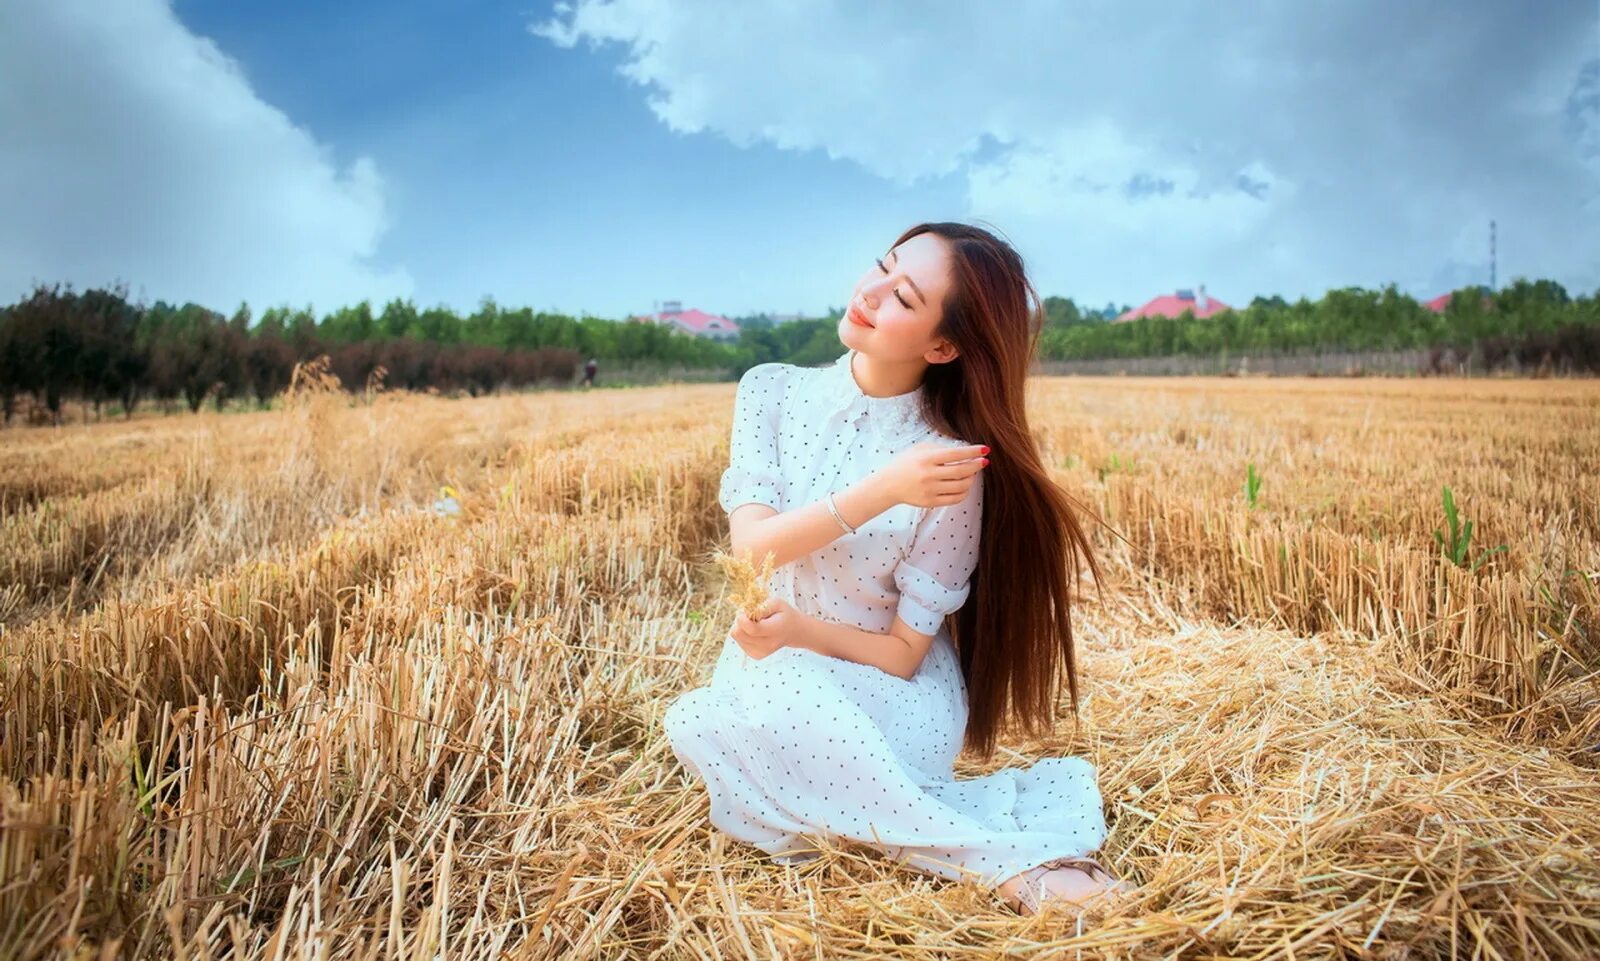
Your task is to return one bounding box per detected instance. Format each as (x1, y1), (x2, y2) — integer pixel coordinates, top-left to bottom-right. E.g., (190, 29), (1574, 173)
(531, 0), (1600, 304)
(1569, 59), (1600, 178)
(0, 0), (411, 312)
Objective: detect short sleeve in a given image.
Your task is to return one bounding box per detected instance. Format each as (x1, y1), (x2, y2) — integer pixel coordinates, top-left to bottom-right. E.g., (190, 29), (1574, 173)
(717, 363), (788, 514)
(892, 463), (983, 635)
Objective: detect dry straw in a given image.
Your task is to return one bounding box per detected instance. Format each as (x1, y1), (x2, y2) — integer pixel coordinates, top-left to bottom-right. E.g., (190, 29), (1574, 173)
(0, 373), (1596, 959)
(713, 547), (778, 620)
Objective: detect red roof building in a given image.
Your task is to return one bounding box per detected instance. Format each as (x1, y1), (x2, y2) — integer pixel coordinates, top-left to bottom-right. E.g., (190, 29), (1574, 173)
(1114, 286), (1231, 323)
(1422, 291), (1496, 313)
(632, 301), (741, 341)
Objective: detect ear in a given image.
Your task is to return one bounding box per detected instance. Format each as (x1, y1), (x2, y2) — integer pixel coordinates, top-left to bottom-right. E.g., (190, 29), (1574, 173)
(926, 339), (960, 365)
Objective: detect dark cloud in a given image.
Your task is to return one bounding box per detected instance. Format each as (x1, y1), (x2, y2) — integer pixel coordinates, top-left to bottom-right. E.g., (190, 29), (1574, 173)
(1124, 174), (1176, 199)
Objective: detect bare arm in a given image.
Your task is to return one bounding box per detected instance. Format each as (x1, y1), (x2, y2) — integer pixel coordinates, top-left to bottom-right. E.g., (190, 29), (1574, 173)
(784, 448), (985, 680)
(727, 472), (899, 572)
(727, 440), (987, 571)
(794, 612), (934, 681)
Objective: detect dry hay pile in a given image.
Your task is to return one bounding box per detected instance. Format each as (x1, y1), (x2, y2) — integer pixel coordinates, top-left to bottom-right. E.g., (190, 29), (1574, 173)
(1, 372), (1596, 959)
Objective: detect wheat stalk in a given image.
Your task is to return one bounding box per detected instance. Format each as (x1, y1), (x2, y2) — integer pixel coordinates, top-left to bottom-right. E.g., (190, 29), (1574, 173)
(712, 548), (777, 619)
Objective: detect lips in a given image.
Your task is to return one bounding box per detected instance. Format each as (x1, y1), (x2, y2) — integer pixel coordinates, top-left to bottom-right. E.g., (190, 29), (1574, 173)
(848, 304), (875, 328)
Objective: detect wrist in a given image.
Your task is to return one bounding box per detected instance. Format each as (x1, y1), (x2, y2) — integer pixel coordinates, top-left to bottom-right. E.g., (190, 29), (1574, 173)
(860, 471), (902, 512)
(791, 609), (832, 656)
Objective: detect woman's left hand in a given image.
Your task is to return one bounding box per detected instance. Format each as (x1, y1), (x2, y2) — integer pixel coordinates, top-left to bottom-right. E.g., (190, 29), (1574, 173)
(730, 597), (808, 660)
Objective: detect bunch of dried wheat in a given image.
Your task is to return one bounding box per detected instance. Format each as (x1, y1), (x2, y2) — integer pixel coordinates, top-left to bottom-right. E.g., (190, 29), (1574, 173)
(713, 547), (777, 619)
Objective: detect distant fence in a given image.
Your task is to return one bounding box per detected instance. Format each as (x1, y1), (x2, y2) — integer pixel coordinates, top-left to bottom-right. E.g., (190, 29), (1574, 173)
(576, 360), (729, 388)
(1032, 346), (1594, 377)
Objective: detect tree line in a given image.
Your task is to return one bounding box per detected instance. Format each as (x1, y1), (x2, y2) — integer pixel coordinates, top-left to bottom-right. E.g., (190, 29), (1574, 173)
(0, 284), (746, 425)
(4, 276), (1595, 425)
(1036, 279), (1600, 373)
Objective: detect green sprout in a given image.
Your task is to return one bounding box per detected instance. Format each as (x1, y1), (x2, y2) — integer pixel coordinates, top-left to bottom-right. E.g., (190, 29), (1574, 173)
(1097, 454), (1126, 482)
(1433, 485), (1507, 572)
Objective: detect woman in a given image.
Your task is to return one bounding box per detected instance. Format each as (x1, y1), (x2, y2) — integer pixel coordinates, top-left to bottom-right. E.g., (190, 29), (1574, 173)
(663, 222), (1131, 916)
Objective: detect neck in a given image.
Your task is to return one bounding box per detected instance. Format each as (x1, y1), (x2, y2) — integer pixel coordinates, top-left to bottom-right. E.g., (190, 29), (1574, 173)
(850, 349), (926, 398)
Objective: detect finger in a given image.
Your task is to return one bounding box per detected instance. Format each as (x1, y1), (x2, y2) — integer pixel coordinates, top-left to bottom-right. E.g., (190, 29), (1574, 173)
(934, 470), (979, 490)
(938, 459), (986, 480)
(936, 445), (989, 467)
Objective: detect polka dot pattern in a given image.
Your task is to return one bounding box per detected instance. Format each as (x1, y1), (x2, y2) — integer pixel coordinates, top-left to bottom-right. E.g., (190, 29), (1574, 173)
(668, 348), (1110, 889)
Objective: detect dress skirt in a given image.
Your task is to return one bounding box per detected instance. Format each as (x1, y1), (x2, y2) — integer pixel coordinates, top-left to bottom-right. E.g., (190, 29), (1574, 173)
(663, 623), (1110, 888)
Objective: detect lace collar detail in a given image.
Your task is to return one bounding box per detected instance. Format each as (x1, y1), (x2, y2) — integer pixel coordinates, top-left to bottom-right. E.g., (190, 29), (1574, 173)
(818, 348), (927, 442)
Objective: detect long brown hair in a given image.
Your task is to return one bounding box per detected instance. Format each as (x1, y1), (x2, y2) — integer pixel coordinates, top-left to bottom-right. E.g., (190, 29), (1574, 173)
(896, 221), (1105, 759)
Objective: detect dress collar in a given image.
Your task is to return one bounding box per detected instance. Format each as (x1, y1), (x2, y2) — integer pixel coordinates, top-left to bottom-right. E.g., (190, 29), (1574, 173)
(819, 348), (927, 441)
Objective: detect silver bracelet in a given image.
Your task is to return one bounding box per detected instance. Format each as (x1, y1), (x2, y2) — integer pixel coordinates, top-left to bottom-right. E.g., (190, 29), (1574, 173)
(826, 491), (856, 534)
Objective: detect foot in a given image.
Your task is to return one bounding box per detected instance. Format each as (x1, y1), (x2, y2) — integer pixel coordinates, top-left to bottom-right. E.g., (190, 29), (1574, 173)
(998, 856), (1134, 917)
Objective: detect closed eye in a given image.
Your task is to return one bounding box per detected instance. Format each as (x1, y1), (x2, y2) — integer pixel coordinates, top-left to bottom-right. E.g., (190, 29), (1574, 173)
(875, 258), (913, 309)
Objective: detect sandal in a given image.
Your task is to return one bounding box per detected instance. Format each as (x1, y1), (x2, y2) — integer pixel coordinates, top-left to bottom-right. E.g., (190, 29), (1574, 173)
(1006, 855), (1135, 916)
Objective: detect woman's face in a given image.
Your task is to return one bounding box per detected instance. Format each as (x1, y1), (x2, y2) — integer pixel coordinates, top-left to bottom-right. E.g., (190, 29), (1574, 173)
(840, 232), (958, 365)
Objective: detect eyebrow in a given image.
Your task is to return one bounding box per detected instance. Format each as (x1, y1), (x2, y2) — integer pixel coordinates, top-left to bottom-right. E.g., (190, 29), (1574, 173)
(888, 247), (927, 307)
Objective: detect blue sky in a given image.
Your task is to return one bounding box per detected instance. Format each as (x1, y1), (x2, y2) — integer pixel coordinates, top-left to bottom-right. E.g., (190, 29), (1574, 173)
(171, 0), (966, 318)
(3, 0), (1598, 319)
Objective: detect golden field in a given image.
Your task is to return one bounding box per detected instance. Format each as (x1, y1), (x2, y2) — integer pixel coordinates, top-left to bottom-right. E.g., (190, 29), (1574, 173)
(1, 367), (1597, 959)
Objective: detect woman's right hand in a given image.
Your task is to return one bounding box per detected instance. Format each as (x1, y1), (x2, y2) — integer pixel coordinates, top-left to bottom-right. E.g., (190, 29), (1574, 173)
(878, 441), (989, 508)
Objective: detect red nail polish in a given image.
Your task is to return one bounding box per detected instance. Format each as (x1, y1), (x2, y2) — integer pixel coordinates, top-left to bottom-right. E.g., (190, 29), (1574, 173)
(981, 446), (990, 454)
(981, 458), (989, 466)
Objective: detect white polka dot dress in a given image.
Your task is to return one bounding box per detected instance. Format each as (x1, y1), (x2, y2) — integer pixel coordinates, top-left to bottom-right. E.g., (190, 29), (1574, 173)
(663, 349), (1109, 889)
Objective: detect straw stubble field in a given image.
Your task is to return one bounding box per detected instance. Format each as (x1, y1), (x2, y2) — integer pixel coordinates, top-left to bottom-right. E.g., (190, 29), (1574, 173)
(1, 366), (1597, 959)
